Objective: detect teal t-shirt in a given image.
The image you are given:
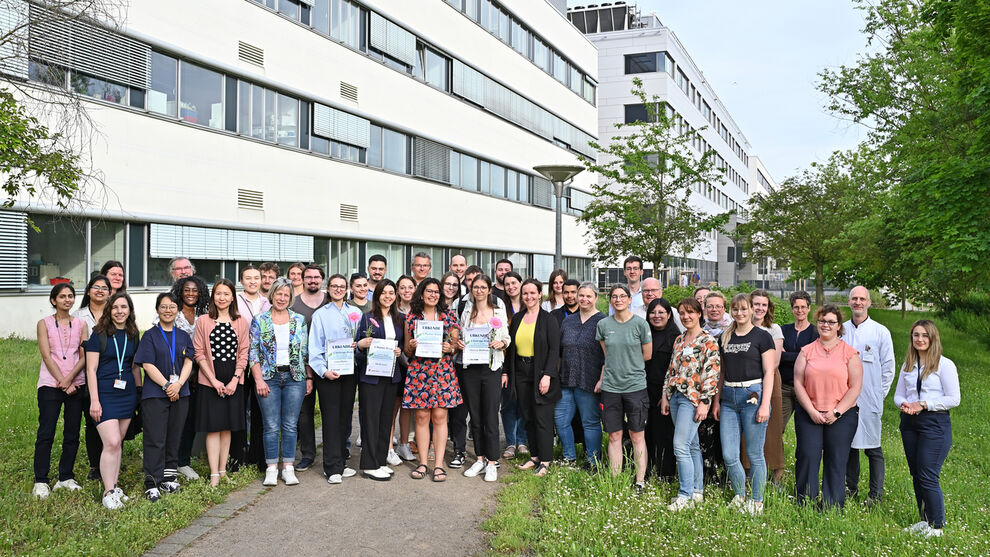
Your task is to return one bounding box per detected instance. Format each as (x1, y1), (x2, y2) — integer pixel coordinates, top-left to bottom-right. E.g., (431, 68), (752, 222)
(595, 315), (651, 393)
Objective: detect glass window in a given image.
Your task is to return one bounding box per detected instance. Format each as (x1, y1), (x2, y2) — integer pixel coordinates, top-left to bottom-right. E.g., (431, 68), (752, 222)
(27, 214), (87, 287)
(90, 220), (125, 279)
(365, 241), (406, 281)
(507, 252), (529, 279)
(624, 52), (657, 74)
(664, 53), (675, 74)
(148, 52), (177, 116)
(498, 10), (510, 43)
(127, 223), (145, 288)
(519, 175), (530, 203)
(490, 164), (505, 197)
(552, 52), (567, 84)
(569, 67), (582, 94)
(278, 0), (299, 19)
(251, 84), (264, 139)
(533, 39), (549, 72)
(583, 78), (595, 104)
(479, 161), (490, 194)
(313, 0), (330, 34)
(71, 73), (126, 105)
(511, 21), (528, 57)
(367, 124), (382, 167)
(264, 88), (276, 141)
(382, 128), (408, 173)
(412, 46), (425, 80)
(276, 93), (298, 147)
(179, 61), (224, 130)
(460, 154), (477, 191)
(237, 80), (251, 135)
(28, 59), (67, 88)
(533, 254), (554, 285)
(148, 258), (222, 287)
(465, 0), (477, 21)
(481, 0), (498, 34)
(331, 0), (365, 51)
(449, 152), (460, 187)
(424, 48), (448, 90)
(505, 169), (519, 201)
(624, 103), (649, 124)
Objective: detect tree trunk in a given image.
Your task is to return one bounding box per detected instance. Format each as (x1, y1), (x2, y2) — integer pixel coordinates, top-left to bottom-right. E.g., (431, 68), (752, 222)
(815, 262), (825, 307)
(653, 260), (663, 286)
(901, 285), (906, 319)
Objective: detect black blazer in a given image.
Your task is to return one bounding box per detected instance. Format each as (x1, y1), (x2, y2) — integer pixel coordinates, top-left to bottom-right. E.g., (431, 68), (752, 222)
(507, 309), (561, 405)
(354, 312), (405, 385)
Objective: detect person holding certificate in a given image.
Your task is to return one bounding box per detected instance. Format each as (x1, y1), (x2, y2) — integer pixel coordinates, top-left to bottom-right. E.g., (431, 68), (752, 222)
(355, 279), (405, 481)
(308, 274), (361, 485)
(456, 275), (511, 482)
(403, 278), (461, 482)
(392, 275), (417, 461)
(507, 279), (561, 477)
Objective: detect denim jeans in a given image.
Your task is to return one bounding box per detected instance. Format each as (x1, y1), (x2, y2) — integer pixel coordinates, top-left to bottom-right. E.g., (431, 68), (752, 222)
(553, 387), (602, 463)
(255, 372), (306, 465)
(670, 391), (703, 498)
(500, 385), (528, 447)
(720, 383), (769, 502)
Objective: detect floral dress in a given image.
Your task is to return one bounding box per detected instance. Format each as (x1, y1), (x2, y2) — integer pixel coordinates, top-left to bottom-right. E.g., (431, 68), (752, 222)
(402, 310), (463, 409)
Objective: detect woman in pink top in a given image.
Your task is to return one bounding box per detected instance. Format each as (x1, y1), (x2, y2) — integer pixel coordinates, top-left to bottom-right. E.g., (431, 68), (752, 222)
(793, 304), (863, 508)
(32, 283), (89, 499)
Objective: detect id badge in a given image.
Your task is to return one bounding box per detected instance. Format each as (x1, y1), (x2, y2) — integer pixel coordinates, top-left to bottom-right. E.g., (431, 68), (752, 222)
(113, 379), (127, 390)
(862, 350), (875, 363)
(169, 374), (179, 383)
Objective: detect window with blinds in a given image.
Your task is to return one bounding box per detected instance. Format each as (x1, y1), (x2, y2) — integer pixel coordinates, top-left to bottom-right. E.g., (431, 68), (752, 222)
(0, 0), (28, 79)
(0, 211), (28, 288)
(412, 138), (451, 183)
(369, 12), (416, 66)
(150, 224), (313, 262)
(312, 103), (370, 148)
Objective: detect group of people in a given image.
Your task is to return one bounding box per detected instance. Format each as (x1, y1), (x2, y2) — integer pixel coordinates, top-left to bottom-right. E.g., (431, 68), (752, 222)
(30, 255), (960, 537)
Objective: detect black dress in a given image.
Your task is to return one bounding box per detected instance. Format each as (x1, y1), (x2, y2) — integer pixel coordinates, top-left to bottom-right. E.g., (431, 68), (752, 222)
(196, 322), (245, 432)
(646, 324), (680, 480)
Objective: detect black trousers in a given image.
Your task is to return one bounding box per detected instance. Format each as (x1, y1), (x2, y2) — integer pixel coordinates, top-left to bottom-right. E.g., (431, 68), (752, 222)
(461, 364), (502, 461)
(142, 396), (189, 489)
(847, 446), (885, 500)
(314, 373), (356, 476)
(514, 360), (555, 463)
(901, 411), (952, 528)
(230, 375), (265, 471)
(645, 381), (676, 480)
(82, 389), (103, 472)
(699, 417), (723, 484)
(177, 384), (197, 467)
(448, 365), (469, 453)
(34, 386), (85, 483)
(297, 389), (318, 461)
(358, 380), (397, 470)
(795, 405), (859, 508)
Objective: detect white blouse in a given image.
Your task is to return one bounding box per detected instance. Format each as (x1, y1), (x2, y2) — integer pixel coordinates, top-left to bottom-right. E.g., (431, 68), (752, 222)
(893, 355), (960, 412)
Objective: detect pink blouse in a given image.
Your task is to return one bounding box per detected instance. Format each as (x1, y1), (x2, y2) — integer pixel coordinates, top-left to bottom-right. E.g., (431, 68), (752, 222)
(38, 315), (86, 389)
(801, 339), (859, 412)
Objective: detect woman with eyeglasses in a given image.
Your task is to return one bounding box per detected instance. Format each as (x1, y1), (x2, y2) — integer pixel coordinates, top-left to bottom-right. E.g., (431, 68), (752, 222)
(894, 320), (959, 538)
(75, 275), (111, 480)
(442, 270), (470, 468)
(403, 278), (461, 482)
(596, 284), (652, 491)
(781, 291), (818, 434)
(793, 304), (863, 508)
(644, 298), (680, 480)
(441, 272), (462, 314)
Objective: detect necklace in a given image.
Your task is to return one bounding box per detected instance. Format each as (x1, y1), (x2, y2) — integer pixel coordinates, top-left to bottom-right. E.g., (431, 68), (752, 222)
(820, 338), (840, 354)
(54, 315), (72, 360)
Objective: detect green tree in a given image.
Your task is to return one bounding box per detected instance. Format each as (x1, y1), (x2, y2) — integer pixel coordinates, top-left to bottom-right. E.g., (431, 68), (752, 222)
(578, 77), (728, 274)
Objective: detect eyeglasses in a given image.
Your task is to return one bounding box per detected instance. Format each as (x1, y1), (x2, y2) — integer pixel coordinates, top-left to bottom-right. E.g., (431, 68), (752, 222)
(424, 289), (440, 295)
(91, 285), (110, 292)
(173, 265), (192, 271)
(413, 263), (431, 268)
(444, 283), (459, 289)
(159, 305), (179, 311)
(642, 288), (661, 293)
(610, 294), (629, 300)
(819, 320), (839, 327)
(329, 284), (347, 290)
(705, 304), (724, 310)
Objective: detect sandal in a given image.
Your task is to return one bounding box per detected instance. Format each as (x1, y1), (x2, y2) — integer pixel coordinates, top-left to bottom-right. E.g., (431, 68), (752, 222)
(410, 464), (428, 480)
(208, 473), (220, 487)
(518, 458), (539, 470)
(535, 462), (549, 477)
(502, 445), (516, 459)
(432, 467), (447, 482)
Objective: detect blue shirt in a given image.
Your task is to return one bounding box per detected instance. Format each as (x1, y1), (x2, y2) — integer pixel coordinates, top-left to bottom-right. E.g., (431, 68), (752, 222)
(308, 301), (360, 378)
(85, 329), (138, 388)
(134, 326), (194, 399)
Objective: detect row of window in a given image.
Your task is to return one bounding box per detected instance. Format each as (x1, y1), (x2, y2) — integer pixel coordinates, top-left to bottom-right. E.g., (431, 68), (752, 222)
(243, 0), (596, 159)
(624, 50), (748, 167)
(9, 213), (593, 290)
(756, 169), (774, 193)
(443, 0), (596, 105)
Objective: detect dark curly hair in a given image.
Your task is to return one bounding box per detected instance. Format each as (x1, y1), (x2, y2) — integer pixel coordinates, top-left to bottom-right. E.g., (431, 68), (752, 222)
(410, 277), (447, 316)
(171, 275), (210, 317)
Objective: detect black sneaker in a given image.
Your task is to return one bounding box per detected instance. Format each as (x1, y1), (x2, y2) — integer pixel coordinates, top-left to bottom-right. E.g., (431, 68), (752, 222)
(87, 468), (100, 481)
(145, 487), (161, 502)
(160, 480), (181, 494)
(449, 452), (466, 469)
(297, 458), (314, 472)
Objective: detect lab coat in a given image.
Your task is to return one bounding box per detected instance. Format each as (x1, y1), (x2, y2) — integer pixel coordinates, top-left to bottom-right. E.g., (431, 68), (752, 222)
(842, 316), (895, 449)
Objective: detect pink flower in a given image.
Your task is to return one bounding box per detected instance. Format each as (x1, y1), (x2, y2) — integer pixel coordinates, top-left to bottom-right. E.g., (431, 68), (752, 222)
(489, 317), (503, 329)
(369, 318), (380, 328)
(348, 313), (361, 323)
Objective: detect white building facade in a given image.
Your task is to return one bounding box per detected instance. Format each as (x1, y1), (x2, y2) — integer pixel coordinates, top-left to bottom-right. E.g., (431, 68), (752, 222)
(568, 4), (771, 288)
(0, 0), (599, 338)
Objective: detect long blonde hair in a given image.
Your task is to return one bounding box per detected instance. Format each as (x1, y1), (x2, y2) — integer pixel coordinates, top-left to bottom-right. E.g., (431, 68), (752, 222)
(721, 293), (751, 346)
(903, 319), (942, 380)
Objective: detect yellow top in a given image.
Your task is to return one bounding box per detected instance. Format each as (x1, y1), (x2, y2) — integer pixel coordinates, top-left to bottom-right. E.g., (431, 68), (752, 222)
(515, 320), (536, 358)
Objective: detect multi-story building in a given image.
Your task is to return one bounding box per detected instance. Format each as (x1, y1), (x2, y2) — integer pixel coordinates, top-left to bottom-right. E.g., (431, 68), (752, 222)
(568, 3), (774, 288)
(0, 0), (599, 338)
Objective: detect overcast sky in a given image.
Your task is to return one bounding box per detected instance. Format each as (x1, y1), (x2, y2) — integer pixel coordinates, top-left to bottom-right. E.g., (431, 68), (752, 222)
(569, 1), (872, 181)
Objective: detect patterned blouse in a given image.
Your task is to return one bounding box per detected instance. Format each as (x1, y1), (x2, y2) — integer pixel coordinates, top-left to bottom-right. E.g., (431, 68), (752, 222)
(663, 330), (721, 407)
(249, 309), (309, 381)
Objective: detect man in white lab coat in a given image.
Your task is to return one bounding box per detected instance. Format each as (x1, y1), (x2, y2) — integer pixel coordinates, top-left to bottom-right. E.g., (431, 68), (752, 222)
(842, 286), (895, 505)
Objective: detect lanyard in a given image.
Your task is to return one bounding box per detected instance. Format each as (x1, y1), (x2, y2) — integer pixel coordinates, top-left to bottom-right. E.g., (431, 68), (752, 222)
(112, 332), (128, 379)
(159, 324), (176, 375)
(916, 361), (923, 398)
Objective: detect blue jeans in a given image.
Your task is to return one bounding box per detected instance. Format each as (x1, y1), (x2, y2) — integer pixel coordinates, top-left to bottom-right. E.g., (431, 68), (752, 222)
(501, 385), (528, 447)
(720, 383), (769, 502)
(255, 372), (306, 465)
(554, 387), (602, 463)
(670, 391), (703, 498)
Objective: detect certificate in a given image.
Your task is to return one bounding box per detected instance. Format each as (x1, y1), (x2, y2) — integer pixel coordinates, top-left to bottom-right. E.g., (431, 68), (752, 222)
(463, 326), (491, 366)
(326, 339), (355, 376)
(415, 320), (444, 358)
(366, 339), (398, 377)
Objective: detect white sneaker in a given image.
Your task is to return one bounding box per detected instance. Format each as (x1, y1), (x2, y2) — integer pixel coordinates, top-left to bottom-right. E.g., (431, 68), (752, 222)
(53, 479), (82, 492)
(692, 492), (704, 504)
(160, 480), (181, 494)
(904, 521), (929, 533)
(742, 500), (764, 515)
(464, 460), (486, 478)
(923, 525), (943, 538)
(728, 495), (745, 510)
(386, 449), (402, 466)
(177, 466), (200, 480)
(668, 496), (695, 511)
(145, 487), (161, 502)
(102, 490), (123, 509)
(484, 461), (498, 482)
(327, 474), (342, 484)
(356, 436), (362, 447)
(364, 467), (390, 481)
(396, 444), (415, 461)
(263, 467), (278, 486)
(342, 467), (357, 478)
(32, 483), (50, 499)
(378, 466), (395, 475)
(281, 467), (299, 486)
(113, 487), (129, 503)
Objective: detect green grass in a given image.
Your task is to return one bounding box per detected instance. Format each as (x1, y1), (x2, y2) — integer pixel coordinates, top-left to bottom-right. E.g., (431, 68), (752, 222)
(485, 310), (990, 556)
(0, 338), (255, 556)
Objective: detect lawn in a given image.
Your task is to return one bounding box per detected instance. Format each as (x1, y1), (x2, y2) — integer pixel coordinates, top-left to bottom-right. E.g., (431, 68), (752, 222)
(0, 337), (255, 556)
(485, 309), (990, 556)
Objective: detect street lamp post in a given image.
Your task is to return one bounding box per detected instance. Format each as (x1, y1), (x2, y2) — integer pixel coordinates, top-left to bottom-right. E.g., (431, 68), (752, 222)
(533, 165), (584, 272)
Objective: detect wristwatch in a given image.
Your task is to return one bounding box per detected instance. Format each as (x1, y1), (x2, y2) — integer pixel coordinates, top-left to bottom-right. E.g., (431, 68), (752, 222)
(833, 410), (842, 419)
